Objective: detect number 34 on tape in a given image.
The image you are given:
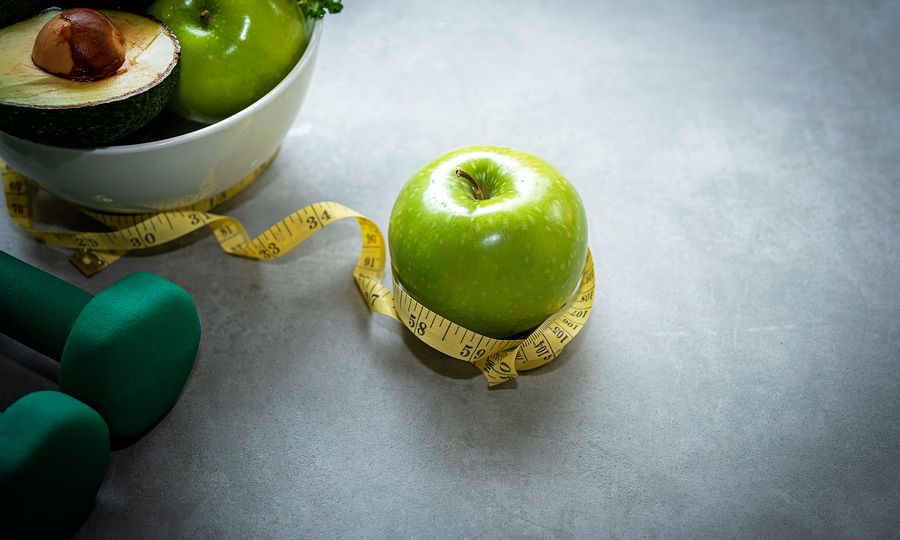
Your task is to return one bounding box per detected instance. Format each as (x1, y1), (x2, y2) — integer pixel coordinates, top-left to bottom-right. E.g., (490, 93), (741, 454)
(2, 161), (595, 386)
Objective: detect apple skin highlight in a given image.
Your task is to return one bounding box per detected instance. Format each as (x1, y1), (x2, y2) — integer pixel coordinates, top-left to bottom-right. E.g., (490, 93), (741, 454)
(147, 0), (307, 123)
(388, 146), (588, 339)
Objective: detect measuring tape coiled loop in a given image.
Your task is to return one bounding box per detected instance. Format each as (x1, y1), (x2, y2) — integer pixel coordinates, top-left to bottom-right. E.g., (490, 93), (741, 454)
(2, 160), (594, 386)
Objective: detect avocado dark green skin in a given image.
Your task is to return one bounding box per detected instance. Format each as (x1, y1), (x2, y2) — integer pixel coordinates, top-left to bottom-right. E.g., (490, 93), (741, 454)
(0, 62), (179, 148)
(0, 0), (49, 28)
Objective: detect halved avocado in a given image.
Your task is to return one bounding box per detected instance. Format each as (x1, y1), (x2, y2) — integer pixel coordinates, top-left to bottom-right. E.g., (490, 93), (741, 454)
(0, 8), (179, 147)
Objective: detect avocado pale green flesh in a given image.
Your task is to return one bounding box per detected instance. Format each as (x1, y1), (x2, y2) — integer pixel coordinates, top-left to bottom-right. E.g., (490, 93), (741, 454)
(0, 9), (179, 147)
(0, 9), (178, 107)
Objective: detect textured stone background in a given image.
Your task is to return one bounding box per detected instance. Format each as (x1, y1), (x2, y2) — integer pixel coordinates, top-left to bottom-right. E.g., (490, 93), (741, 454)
(2, 0), (899, 537)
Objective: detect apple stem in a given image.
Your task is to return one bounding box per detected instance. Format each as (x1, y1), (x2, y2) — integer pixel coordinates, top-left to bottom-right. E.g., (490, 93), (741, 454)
(200, 9), (210, 27)
(455, 168), (485, 200)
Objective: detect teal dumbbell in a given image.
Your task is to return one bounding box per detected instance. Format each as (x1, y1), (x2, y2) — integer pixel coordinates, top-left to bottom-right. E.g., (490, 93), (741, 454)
(0, 250), (201, 439)
(0, 391), (110, 539)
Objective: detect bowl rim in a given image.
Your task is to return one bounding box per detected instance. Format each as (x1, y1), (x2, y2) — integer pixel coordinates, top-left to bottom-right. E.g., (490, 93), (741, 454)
(10, 17), (323, 156)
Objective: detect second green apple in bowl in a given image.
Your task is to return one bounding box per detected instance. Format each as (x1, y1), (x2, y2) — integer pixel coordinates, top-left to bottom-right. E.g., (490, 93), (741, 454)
(147, 0), (308, 124)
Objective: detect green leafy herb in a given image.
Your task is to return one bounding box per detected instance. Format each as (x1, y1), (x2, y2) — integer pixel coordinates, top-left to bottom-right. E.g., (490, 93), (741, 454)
(298, 0), (343, 19)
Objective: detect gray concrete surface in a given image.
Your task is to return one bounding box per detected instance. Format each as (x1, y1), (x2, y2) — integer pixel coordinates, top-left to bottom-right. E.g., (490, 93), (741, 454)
(2, 0), (900, 537)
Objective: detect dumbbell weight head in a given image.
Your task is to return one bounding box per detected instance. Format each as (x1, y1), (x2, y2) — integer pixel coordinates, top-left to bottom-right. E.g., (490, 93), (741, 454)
(0, 391), (110, 539)
(59, 272), (201, 439)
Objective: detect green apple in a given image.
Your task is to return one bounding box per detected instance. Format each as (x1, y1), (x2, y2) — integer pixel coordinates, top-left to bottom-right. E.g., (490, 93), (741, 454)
(147, 0), (307, 123)
(388, 146), (589, 339)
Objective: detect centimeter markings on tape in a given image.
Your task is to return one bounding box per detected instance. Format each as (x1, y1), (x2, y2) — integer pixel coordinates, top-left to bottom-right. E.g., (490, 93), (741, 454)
(2, 159), (594, 386)
(391, 250), (594, 384)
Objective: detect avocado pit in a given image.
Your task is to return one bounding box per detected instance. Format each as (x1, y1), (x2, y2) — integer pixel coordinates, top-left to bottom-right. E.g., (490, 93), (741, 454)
(32, 8), (126, 82)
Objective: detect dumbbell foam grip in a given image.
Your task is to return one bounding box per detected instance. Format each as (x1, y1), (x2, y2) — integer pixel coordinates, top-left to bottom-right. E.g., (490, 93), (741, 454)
(0, 250), (92, 360)
(0, 391), (109, 539)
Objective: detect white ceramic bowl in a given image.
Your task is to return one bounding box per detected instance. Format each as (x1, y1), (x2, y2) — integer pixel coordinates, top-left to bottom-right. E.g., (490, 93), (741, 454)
(0, 20), (322, 213)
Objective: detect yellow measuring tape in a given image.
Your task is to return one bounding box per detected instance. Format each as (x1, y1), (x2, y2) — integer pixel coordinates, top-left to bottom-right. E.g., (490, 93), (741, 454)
(2, 158), (594, 386)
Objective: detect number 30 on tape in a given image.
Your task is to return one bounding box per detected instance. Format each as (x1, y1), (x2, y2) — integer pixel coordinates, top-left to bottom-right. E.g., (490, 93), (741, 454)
(2, 160), (594, 386)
